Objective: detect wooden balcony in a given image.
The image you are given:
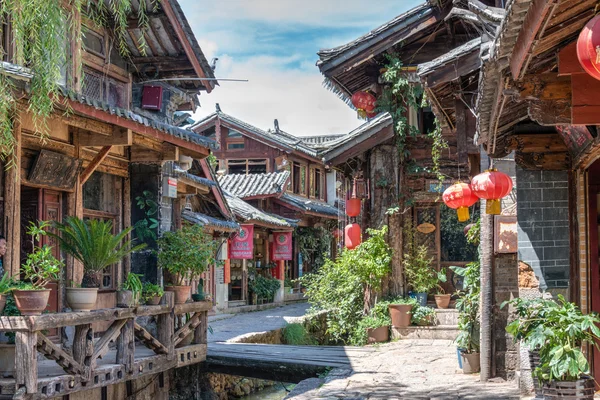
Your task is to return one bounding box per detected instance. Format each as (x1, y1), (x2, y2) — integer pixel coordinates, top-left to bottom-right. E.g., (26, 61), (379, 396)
(0, 293), (209, 399)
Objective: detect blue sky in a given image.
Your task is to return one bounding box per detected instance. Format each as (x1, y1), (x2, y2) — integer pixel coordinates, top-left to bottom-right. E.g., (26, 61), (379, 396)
(181, 0), (422, 136)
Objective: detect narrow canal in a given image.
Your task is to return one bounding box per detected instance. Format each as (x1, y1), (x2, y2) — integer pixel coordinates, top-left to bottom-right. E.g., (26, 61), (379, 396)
(238, 383), (295, 400)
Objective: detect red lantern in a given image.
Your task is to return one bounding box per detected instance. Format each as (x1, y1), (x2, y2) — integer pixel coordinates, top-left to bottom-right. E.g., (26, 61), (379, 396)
(344, 223), (361, 250)
(577, 15), (600, 81)
(471, 169), (513, 215)
(442, 183), (479, 222)
(351, 91), (376, 118)
(346, 198), (361, 217)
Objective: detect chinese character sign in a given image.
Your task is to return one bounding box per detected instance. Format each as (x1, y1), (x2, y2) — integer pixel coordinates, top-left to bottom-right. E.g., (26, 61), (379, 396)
(229, 224), (254, 259)
(272, 231), (292, 261)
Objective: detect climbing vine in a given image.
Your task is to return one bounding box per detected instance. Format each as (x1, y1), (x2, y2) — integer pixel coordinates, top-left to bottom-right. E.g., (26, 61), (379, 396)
(0, 0), (159, 166)
(294, 227), (334, 272)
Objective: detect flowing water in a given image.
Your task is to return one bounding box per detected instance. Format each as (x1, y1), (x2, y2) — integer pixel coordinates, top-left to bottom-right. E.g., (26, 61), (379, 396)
(237, 383), (295, 400)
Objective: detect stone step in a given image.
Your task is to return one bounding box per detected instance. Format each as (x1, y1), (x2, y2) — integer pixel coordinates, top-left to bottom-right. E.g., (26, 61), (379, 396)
(391, 325), (460, 341)
(433, 309), (459, 326)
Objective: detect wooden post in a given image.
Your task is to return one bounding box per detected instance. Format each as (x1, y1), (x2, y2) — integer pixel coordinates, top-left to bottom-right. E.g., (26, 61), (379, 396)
(67, 130), (84, 286)
(4, 118), (21, 278)
(242, 259), (248, 302)
(123, 176), (131, 276)
(455, 97), (468, 165)
(193, 311), (208, 345)
(116, 319), (135, 374)
(15, 331), (37, 394)
(158, 291), (175, 360)
(73, 324), (93, 379)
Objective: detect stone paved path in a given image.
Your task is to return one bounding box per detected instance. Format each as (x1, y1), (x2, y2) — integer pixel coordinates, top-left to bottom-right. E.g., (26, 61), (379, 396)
(207, 303), (310, 343)
(286, 340), (521, 400)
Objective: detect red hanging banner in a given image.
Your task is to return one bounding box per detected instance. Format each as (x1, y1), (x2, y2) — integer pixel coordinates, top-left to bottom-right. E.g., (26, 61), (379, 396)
(272, 231), (293, 261)
(229, 224), (254, 259)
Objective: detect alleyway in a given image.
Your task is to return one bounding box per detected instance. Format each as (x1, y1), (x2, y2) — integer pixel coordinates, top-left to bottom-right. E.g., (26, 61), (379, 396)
(207, 303), (310, 343)
(286, 340), (521, 400)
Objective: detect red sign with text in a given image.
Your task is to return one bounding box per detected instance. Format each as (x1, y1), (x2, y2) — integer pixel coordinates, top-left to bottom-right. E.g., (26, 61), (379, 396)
(229, 224), (254, 259)
(272, 231), (292, 261)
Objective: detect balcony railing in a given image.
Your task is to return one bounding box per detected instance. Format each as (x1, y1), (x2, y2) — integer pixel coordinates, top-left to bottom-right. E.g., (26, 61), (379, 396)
(0, 292), (209, 399)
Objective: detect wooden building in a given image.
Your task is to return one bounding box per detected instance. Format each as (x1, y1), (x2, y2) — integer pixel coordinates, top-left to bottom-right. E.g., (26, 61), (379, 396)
(0, 1), (221, 398)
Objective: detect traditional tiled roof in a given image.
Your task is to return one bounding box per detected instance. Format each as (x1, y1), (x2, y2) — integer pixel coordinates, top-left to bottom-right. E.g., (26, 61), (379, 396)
(299, 134), (346, 149)
(417, 38), (487, 77)
(278, 193), (339, 218)
(190, 111), (318, 158)
(182, 209), (239, 232)
(217, 171), (290, 199)
(59, 87), (217, 150)
(175, 169), (217, 188)
(223, 191), (297, 228)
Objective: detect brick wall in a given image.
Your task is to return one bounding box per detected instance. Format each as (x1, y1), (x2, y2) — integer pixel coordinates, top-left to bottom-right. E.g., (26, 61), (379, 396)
(516, 169), (570, 291)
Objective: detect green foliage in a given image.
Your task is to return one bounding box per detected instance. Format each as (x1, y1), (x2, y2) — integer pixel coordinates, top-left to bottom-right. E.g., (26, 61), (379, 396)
(284, 277), (294, 288)
(2, 294), (19, 343)
(142, 282), (164, 303)
(428, 119), (449, 188)
(350, 314), (391, 346)
(300, 227), (392, 343)
(411, 305), (436, 326)
(451, 261), (480, 353)
(21, 221), (63, 289)
(134, 191), (159, 243)
(504, 296), (600, 383)
(404, 244), (437, 293)
(157, 224), (218, 286)
(122, 273), (143, 303)
(0, 0), (159, 164)
(282, 323), (315, 345)
(52, 217), (145, 288)
(249, 275), (280, 301)
(466, 219), (481, 246)
(0, 273), (13, 295)
(440, 204), (479, 262)
(294, 227), (333, 272)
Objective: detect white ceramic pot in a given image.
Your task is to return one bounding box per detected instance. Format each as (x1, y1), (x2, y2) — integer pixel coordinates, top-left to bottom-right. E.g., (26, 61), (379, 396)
(66, 287), (98, 312)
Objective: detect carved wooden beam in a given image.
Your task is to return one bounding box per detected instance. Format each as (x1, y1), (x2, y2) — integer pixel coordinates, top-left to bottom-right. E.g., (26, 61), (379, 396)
(173, 313), (201, 347)
(78, 127), (132, 147)
(515, 151), (571, 170)
(92, 319), (128, 364)
(506, 134), (567, 153)
(134, 322), (169, 355)
(80, 146), (112, 184)
(37, 333), (85, 376)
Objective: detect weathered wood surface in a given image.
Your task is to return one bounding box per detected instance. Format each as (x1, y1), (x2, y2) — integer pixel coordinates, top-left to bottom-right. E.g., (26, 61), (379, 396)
(92, 319), (127, 363)
(15, 332), (37, 394)
(116, 319), (135, 374)
(4, 118), (21, 278)
(173, 313), (200, 347)
(134, 322), (168, 355)
(37, 333), (85, 377)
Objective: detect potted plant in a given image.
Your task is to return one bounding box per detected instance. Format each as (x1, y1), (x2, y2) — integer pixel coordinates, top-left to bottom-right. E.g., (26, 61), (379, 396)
(433, 268), (451, 309)
(52, 217), (144, 311)
(118, 273), (143, 307)
(191, 279), (205, 302)
(451, 261), (480, 373)
(157, 225), (218, 304)
(388, 297), (417, 328)
(0, 273), (13, 314)
(0, 294), (19, 378)
(411, 305), (436, 326)
(404, 245), (436, 306)
(361, 315), (390, 344)
(142, 282), (164, 305)
(13, 221), (63, 316)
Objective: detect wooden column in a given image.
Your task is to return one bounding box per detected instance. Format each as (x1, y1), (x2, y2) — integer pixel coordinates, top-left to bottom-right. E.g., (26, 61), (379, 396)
(157, 292), (175, 360)
(116, 319), (134, 374)
(455, 97), (468, 165)
(15, 331), (37, 395)
(173, 197), (182, 230)
(193, 310), (208, 345)
(73, 324), (93, 379)
(242, 259), (248, 301)
(4, 119), (21, 278)
(123, 176), (131, 276)
(67, 130), (84, 286)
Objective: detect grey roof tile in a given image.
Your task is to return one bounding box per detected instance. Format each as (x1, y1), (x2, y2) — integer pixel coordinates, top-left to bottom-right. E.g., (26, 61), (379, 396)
(223, 191), (297, 228)
(279, 193), (339, 217)
(217, 171), (290, 199)
(182, 209), (239, 232)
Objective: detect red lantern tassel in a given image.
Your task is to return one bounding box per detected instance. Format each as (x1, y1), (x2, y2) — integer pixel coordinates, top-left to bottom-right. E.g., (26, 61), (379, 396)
(486, 199), (501, 215)
(457, 206), (470, 222)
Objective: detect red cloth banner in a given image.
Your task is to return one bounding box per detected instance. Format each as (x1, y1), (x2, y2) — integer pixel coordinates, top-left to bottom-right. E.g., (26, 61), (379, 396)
(229, 224), (254, 259)
(272, 231), (292, 261)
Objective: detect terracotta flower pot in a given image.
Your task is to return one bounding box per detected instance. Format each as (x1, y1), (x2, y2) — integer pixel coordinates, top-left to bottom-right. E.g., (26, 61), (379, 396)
(165, 285), (191, 304)
(388, 304), (413, 328)
(116, 290), (139, 308)
(543, 376), (595, 399)
(460, 351), (480, 374)
(145, 295), (162, 306)
(0, 344), (15, 378)
(0, 294), (6, 315)
(66, 287), (98, 312)
(367, 326), (389, 344)
(13, 289), (50, 316)
(434, 294), (451, 309)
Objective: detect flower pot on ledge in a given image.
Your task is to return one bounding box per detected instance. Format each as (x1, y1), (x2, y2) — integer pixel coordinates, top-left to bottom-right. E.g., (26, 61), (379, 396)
(165, 285), (191, 304)
(13, 289), (51, 316)
(66, 287), (98, 312)
(434, 294), (451, 309)
(367, 326), (389, 344)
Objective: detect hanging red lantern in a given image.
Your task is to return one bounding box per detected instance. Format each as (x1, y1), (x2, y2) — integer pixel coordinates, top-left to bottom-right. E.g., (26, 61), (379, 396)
(577, 15), (600, 81)
(442, 183), (479, 222)
(332, 228), (343, 239)
(345, 223), (362, 250)
(351, 91), (376, 118)
(346, 198), (361, 217)
(471, 169), (513, 215)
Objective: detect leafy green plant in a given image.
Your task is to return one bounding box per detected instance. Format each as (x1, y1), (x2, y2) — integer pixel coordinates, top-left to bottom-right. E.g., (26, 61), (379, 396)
(20, 221), (63, 289)
(157, 224), (219, 286)
(249, 275), (280, 301)
(122, 273), (143, 303)
(294, 227), (333, 272)
(2, 294), (20, 343)
(404, 244), (437, 293)
(503, 295), (600, 383)
(451, 261), (480, 353)
(141, 282), (164, 303)
(0, 273), (13, 295)
(411, 305), (436, 326)
(51, 217), (145, 288)
(282, 323), (315, 345)
(134, 190), (159, 242)
(351, 315), (391, 346)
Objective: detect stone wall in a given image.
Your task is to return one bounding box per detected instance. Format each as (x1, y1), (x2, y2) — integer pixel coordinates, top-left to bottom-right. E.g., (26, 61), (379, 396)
(493, 253), (519, 380)
(516, 169), (570, 292)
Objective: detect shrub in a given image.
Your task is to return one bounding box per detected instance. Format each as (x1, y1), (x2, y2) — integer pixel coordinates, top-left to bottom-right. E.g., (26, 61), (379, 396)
(282, 323), (315, 345)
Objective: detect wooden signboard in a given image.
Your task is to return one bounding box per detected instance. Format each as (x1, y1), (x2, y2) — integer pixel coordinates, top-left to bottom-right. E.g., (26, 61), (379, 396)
(494, 216), (517, 254)
(556, 125), (593, 157)
(28, 149), (82, 190)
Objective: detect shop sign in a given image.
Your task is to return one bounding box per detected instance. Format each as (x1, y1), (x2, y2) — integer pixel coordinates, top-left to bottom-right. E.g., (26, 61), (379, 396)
(556, 125), (593, 157)
(162, 176), (178, 198)
(229, 224), (254, 259)
(272, 231), (292, 260)
(416, 223), (436, 234)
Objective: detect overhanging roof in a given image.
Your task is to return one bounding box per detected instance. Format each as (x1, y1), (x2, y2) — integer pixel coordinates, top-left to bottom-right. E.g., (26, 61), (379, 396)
(217, 171), (290, 200)
(182, 210), (239, 232)
(223, 191), (297, 229)
(276, 193), (339, 219)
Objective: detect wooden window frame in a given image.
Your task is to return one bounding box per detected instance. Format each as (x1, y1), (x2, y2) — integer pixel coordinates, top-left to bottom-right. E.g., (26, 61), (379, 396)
(226, 158), (268, 174)
(83, 208), (119, 291)
(299, 164), (307, 196)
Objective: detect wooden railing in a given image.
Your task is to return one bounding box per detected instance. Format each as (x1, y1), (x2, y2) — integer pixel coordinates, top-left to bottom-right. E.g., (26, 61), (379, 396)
(0, 292), (210, 399)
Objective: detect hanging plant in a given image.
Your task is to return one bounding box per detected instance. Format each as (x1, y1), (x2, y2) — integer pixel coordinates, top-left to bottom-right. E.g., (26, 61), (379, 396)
(0, 0), (159, 166)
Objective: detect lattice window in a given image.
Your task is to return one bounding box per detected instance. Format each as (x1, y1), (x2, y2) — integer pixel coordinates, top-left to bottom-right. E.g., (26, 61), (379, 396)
(83, 67), (127, 108)
(414, 205), (439, 262)
(82, 68), (103, 102)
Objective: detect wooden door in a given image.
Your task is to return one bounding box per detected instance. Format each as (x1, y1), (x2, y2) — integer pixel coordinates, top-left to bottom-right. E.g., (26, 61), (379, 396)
(588, 184), (600, 383)
(413, 203), (441, 269)
(40, 189), (62, 317)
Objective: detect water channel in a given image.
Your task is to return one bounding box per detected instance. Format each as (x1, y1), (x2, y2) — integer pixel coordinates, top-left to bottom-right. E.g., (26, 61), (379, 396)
(238, 383), (295, 400)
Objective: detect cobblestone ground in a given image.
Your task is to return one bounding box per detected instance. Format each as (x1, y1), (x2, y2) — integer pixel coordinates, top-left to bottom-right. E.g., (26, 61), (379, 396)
(207, 303), (310, 343)
(287, 340), (521, 400)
